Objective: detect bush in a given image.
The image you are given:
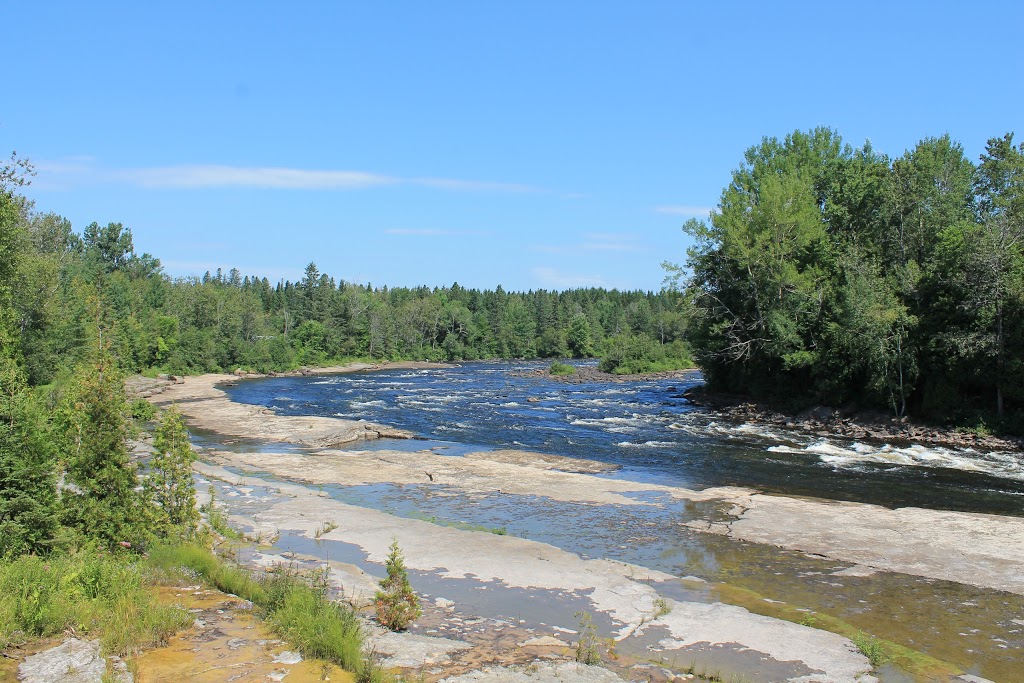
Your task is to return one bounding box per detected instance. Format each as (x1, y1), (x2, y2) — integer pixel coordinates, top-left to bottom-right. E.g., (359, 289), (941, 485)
(374, 539), (421, 631)
(130, 398), (156, 421)
(548, 361), (575, 376)
(599, 334), (693, 374)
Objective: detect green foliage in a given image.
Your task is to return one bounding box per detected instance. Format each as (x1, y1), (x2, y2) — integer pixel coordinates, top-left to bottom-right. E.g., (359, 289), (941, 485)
(0, 548), (190, 654)
(130, 397), (157, 421)
(374, 538), (421, 631)
(548, 361), (576, 375)
(0, 360), (59, 558)
(599, 333), (693, 374)
(679, 127), (1024, 425)
(852, 631), (887, 666)
(574, 611), (602, 665)
(144, 407), (199, 536)
(58, 353), (152, 550)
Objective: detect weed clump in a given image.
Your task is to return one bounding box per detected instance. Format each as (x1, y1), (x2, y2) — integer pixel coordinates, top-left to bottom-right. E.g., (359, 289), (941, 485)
(574, 611), (602, 665)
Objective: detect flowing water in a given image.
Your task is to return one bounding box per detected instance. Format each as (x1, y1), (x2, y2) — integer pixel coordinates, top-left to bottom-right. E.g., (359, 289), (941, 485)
(216, 361), (1024, 681)
(225, 361), (1024, 514)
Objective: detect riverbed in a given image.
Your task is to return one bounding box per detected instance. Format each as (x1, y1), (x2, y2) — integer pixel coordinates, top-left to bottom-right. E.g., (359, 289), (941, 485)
(149, 361), (1024, 682)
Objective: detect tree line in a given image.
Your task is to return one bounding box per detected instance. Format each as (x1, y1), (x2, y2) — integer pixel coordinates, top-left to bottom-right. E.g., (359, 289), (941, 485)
(3, 189), (690, 385)
(675, 128), (1023, 430)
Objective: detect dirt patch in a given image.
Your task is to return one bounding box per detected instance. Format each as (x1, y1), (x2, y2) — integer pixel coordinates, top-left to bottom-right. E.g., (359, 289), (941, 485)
(133, 584), (353, 683)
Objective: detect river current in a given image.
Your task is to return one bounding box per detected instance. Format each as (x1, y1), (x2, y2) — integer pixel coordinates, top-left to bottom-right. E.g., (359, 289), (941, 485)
(224, 360), (1024, 516)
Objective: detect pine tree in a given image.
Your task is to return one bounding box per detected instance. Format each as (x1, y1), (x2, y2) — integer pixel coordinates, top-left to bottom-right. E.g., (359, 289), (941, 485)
(373, 538), (421, 631)
(144, 406), (199, 536)
(59, 352), (148, 549)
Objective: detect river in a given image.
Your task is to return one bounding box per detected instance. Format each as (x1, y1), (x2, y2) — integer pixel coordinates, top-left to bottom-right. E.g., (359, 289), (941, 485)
(212, 360), (1024, 681)
(224, 360), (1024, 515)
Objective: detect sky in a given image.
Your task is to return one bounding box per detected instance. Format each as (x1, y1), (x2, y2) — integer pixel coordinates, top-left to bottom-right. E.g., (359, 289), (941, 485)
(4, 1), (1022, 292)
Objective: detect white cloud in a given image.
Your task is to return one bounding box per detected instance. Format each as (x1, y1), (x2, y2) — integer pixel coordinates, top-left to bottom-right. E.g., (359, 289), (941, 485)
(124, 165), (396, 190)
(582, 232), (643, 252)
(34, 157), (543, 194)
(653, 205), (714, 216)
(532, 267), (610, 289)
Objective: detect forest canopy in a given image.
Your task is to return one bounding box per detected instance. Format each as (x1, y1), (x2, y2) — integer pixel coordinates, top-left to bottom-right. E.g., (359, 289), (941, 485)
(674, 128), (1023, 428)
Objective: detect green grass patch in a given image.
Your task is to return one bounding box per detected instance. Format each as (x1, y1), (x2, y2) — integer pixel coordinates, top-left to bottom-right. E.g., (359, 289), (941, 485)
(701, 580), (959, 678)
(406, 512), (507, 535)
(149, 542), (371, 676)
(0, 548), (191, 656)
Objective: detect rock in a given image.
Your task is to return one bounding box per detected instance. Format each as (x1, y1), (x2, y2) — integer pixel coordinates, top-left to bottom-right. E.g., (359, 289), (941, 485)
(272, 650), (303, 665)
(519, 635), (570, 648)
(434, 597), (456, 608)
(18, 638), (119, 683)
(366, 629), (471, 669)
(440, 661), (626, 683)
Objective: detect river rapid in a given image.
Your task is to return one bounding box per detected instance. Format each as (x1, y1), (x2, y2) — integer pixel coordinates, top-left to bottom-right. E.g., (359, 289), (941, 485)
(225, 360), (1024, 516)
(214, 360), (1024, 681)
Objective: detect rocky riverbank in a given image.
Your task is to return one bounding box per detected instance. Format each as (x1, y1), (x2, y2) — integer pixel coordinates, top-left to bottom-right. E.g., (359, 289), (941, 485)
(682, 385), (1024, 454)
(512, 365), (700, 385)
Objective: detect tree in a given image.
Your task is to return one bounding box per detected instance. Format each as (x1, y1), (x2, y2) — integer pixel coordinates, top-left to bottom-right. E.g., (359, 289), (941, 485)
(82, 222), (135, 273)
(970, 133), (1024, 416)
(566, 313), (595, 358)
(373, 538), (421, 631)
(0, 359), (58, 557)
(59, 352), (149, 549)
(144, 407), (199, 536)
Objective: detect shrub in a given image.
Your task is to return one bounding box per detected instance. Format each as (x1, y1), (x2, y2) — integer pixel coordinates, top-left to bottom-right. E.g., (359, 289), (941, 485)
(548, 361), (575, 376)
(574, 611), (602, 665)
(374, 539), (421, 631)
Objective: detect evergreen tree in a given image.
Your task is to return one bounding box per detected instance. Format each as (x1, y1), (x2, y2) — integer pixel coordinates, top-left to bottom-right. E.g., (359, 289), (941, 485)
(373, 538), (421, 631)
(144, 406), (199, 536)
(59, 351), (149, 549)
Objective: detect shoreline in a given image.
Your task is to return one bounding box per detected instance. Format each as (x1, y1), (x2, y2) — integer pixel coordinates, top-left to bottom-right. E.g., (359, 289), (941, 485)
(134, 362), (1024, 680)
(683, 385), (1024, 454)
(138, 366), (1024, 597)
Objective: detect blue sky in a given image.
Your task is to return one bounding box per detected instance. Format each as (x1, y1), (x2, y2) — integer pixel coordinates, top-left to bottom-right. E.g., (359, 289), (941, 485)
(4, 2), (1022, 291)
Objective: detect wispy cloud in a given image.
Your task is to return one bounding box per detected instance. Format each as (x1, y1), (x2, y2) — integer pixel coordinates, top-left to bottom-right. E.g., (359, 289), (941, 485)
(530, 232), (647, 255)
(125, 165), (395, 190)
(653, 204), (714, 217)
(35, 157), (542, 194)
(582, 232), (643, 253)
(532, 267), (610, 289)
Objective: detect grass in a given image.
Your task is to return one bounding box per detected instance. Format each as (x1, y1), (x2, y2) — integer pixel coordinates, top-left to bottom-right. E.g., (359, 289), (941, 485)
(701, 580), (957, 678)
(407, 511), (507, 535)
(852, 631), (887, 667)
(148, 542), (377, 677)
(201, 486), (242, 540)
(0, 548), (191, 656)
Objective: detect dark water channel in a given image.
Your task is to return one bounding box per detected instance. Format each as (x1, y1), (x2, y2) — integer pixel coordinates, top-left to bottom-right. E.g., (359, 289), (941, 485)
(211, 361), (1024, 681)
